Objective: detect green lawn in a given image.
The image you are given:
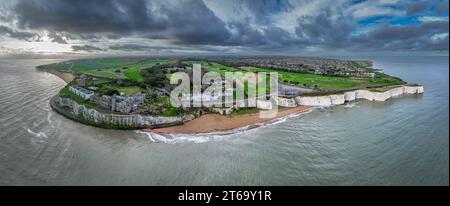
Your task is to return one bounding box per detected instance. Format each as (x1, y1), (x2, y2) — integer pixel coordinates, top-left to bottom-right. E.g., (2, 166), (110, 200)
(117, 86), (143, 96)
(59, 86), (97, 108)
(40, 59), (175, 82)
(84, 68), (124, 79)
(201, 62), (404, 93)
(202, 63), (274, 98)
(202, 62), (239, 75)
(46, 59), (404, 94)
(247, 67), (404, 91)
(123, 60), (174, 82)
(161, 96), (181, 116)
(93, 59), (137, 67)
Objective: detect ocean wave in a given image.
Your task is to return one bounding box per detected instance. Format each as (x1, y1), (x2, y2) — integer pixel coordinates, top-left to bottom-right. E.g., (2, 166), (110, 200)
(343, 102), (359, 108)
(135, 130), (227, 144)
(47, 110), (54, 126)
(26, 128), (49, 138)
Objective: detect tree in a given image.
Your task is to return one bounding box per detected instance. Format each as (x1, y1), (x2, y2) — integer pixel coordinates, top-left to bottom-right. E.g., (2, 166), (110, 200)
(140, 66), (167, 88)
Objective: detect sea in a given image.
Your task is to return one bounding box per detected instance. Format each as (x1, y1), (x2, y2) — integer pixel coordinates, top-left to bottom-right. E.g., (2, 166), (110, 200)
(0, 56), (448, 185)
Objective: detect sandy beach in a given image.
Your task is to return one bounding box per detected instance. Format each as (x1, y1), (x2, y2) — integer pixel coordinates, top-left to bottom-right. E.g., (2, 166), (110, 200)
(48, 70), (75, 83)
(146, 105), (310, 134)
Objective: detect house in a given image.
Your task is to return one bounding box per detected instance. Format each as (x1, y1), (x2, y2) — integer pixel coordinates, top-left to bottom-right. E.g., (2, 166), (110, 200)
(69, 86), (94, 100)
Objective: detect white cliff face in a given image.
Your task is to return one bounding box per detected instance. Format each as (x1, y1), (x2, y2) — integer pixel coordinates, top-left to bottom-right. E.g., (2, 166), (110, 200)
(404, 85), (424, 94)
(52, 97), (183, 129)
(257, 100), (273, 110)
(330, 94), (345, 105)
(294, 94), (344, 107)
(355, 90), (374, 101)
(276, 97), (297, 107)
(292, 85), (424, 107)
(53, 85), (424, 127)
(372, 91), (390, 101)
(295, 96), (332, 107)
(344, 91), (356, 102)
(385, 86), (404, 98)
(417, 86), (424, 93)
(208, 85), (423, 115)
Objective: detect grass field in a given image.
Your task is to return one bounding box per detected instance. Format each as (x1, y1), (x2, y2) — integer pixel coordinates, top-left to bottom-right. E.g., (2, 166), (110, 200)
(40, 59), (174, 82)
(201, 63), (273, 99)
(200, 62), (404, 94)
(246, 67), (404, 91)
(72, 59), (137, 71)
(117, 86), (143, 96)
(83, 68), (125, 79)
(123, 59), (174, 82)
(201, 62), (239, 75)
(44, 59), (404, 94)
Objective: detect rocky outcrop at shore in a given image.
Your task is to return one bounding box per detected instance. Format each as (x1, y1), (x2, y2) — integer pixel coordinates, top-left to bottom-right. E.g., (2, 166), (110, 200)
(293, 85), (424, 107)
(51, 96), (183, 129)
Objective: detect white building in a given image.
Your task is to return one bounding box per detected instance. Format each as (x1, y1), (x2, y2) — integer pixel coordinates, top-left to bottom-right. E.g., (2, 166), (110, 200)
(69, 86), (94, 100)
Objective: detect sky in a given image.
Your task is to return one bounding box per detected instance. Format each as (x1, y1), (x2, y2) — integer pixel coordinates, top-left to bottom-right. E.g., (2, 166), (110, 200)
(0, 0), (448, 58)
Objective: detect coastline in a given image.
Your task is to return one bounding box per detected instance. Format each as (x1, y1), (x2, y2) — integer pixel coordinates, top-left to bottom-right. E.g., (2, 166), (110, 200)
(47, 70), (75, 83)
(44, 69), (423, 134)
(45, 68), (312, 133)
(145, 106), (310, 134)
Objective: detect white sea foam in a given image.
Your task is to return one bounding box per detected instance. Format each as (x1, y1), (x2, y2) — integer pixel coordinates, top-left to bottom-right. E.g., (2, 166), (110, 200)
(47, 110), (53, 126)
(343, 102), (359, 108)
(26, 128), (49, 138)
(135, 130), (225, 144)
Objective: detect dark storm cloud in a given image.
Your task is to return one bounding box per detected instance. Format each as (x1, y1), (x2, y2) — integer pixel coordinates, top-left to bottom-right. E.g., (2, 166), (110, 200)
(158, 1), (231, 45)
(295, 10), (356, 48)
(223, 14), (297, 48)
(3, 0), (449, 54)
(227, 21), (268, 46)
(352, 21), (449, 51)
(12, 0), (231, 45)
(109, 44), (155, 51)
(14, 0), (162, 34)
(242, 0), (293, 24)
(108, 44), (182, 52)
(109, 43), (228, 53)
(0, 25), (38, 41)
(48, 33), (68, 44)
(71, 45), (103, 52)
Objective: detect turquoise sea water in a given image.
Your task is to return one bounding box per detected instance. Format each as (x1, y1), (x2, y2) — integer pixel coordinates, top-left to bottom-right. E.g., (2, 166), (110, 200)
(0, 56), (448, 185)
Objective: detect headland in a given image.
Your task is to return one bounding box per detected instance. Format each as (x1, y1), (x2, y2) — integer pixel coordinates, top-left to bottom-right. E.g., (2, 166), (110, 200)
(38, 56), (424, 133)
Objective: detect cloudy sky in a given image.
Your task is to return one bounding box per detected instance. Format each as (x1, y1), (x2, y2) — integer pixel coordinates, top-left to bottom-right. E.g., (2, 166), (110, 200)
(0, 0), (448, 57)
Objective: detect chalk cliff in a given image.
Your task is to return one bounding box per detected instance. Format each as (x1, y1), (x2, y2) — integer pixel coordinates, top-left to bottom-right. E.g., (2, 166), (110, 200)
(276, 97), (297, 107)
(293, 85), (424, 107)
(51, 85), (423, 128)
(51, 96), (183, 129)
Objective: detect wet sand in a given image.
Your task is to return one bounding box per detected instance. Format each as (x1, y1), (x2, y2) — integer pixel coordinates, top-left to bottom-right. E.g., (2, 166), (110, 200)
(146, 106), (310, 134)
(48, 70), (75, 83)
